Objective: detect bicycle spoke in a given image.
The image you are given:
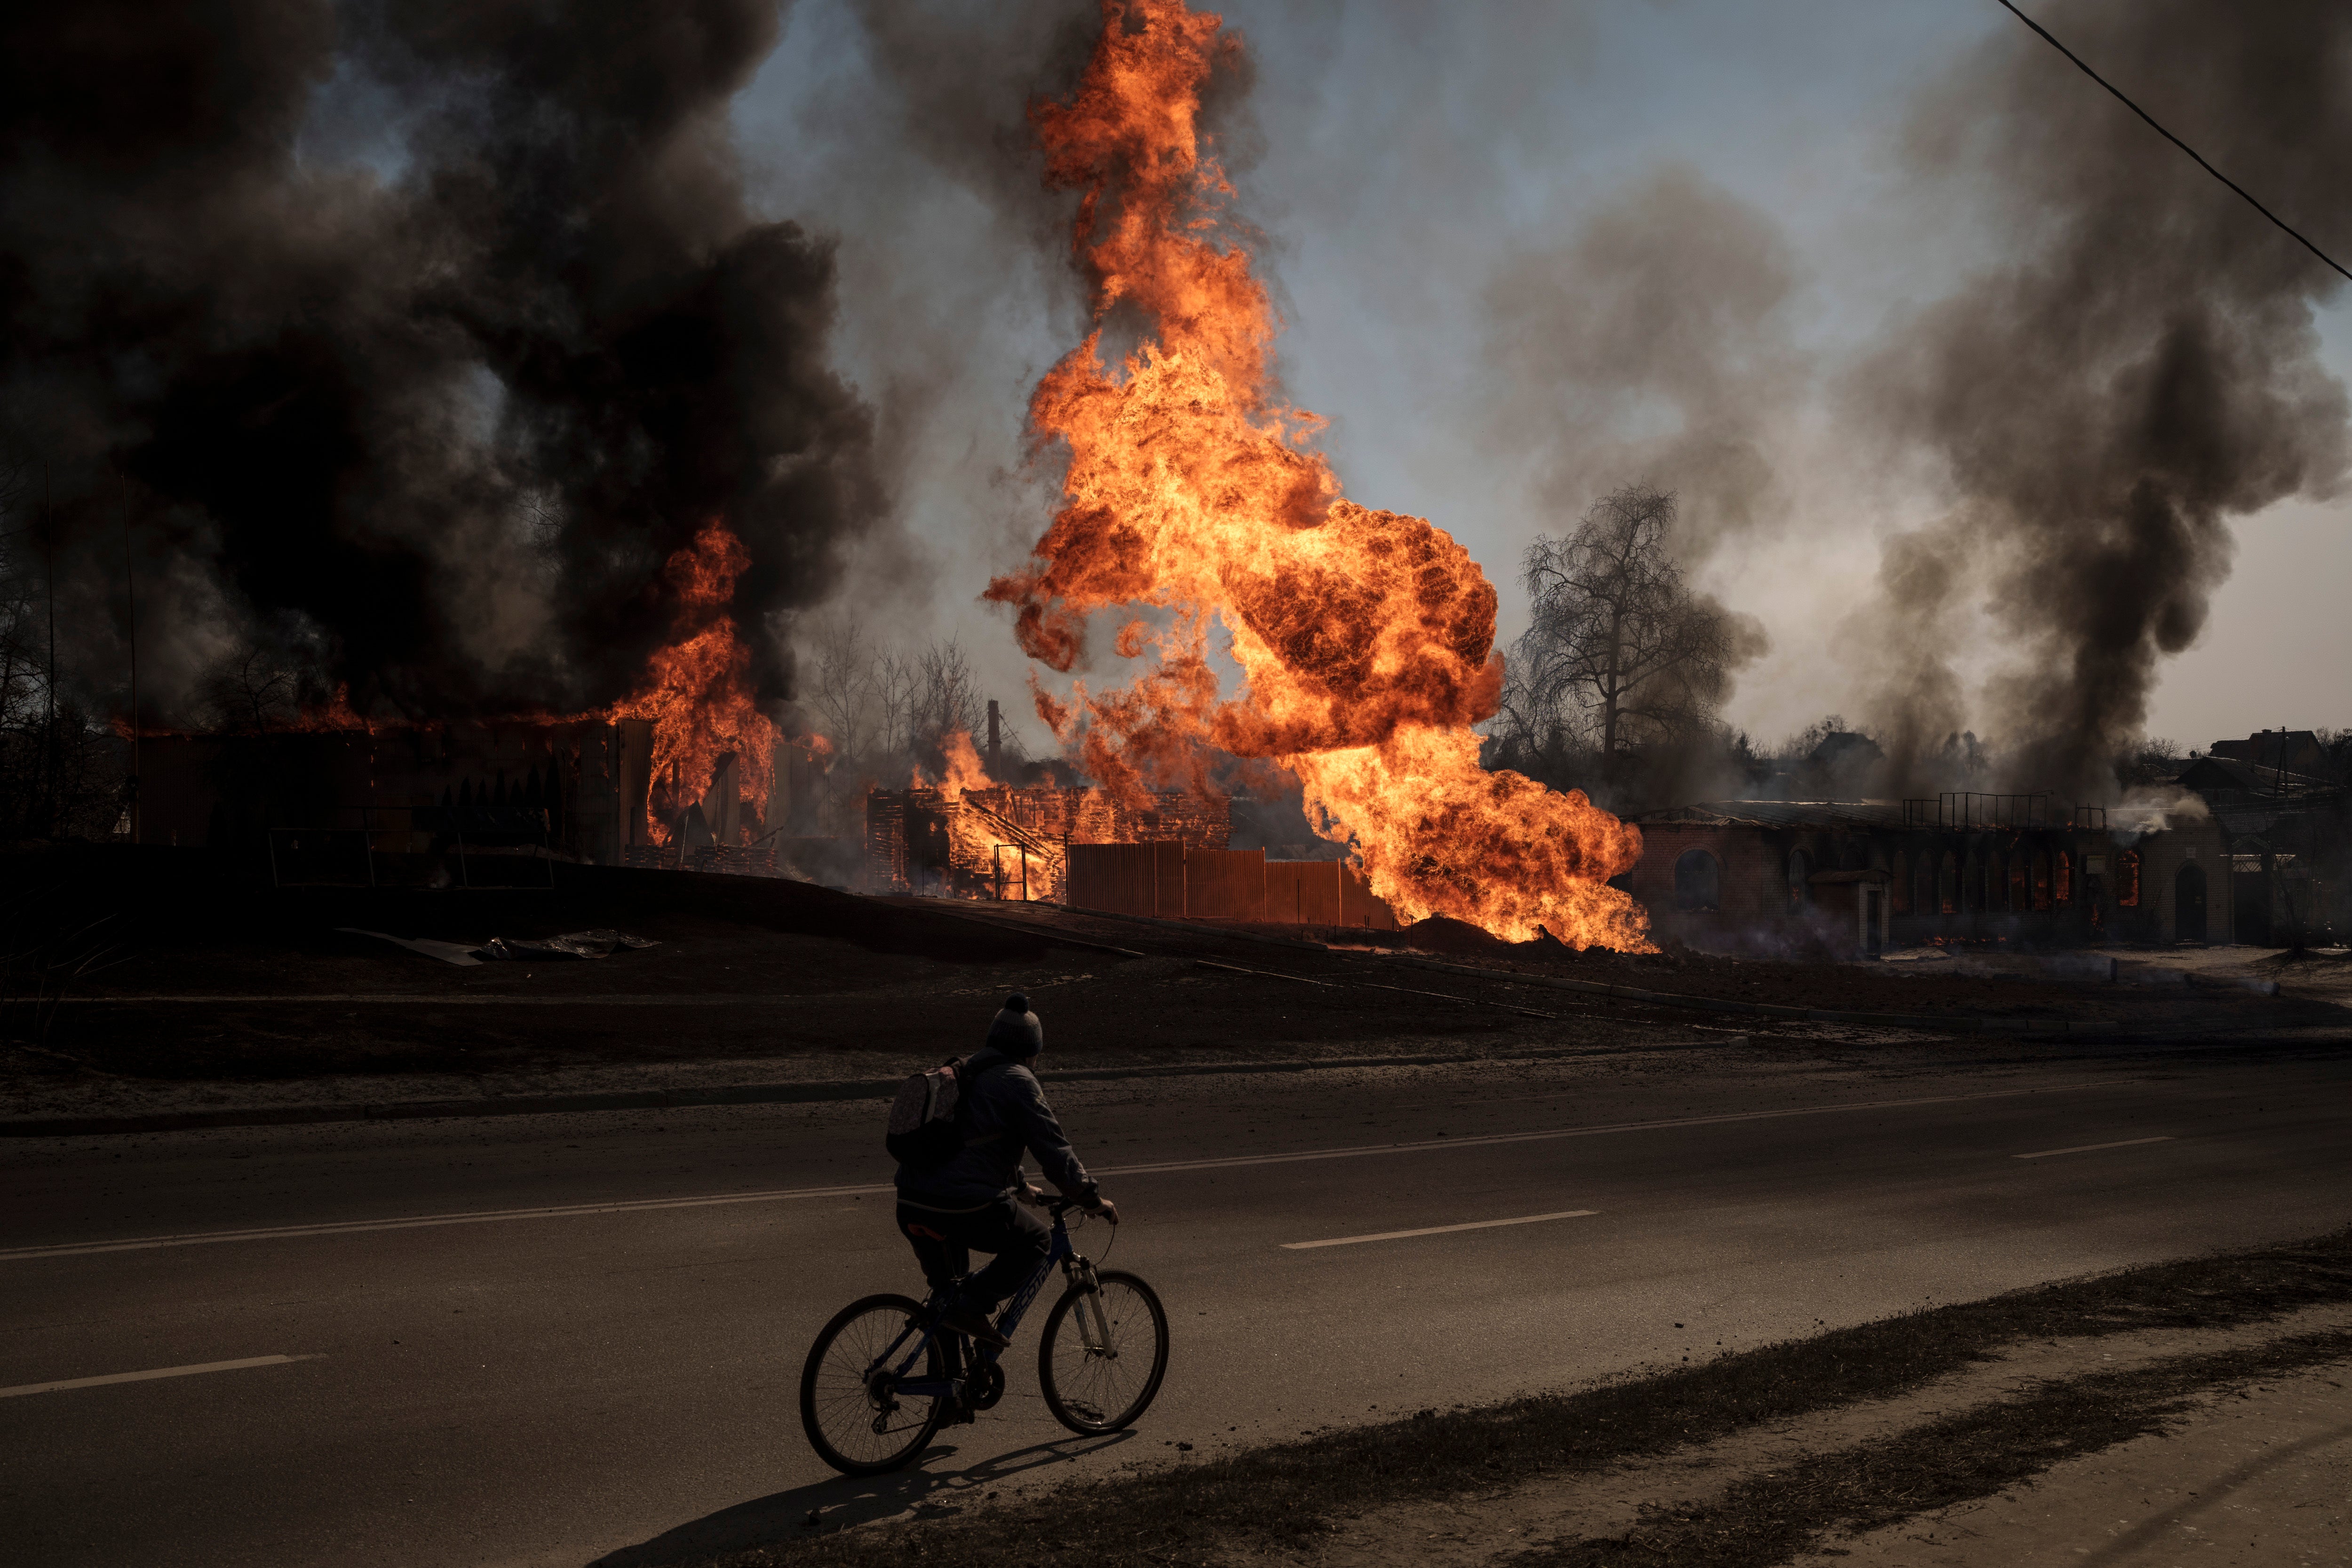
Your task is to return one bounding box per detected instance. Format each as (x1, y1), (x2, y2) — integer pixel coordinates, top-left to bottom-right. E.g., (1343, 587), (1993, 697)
(1041, 1274), (1166, 1433)
(803, 1297), (946, 1472)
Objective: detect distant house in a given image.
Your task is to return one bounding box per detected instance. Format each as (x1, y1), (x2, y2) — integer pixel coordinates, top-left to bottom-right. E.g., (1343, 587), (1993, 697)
(2206, 730), (2330, 780)
(2173, 734), (2348, 946)
(2173, 756), (2332, 799)
(1620, 796), (2228, 955)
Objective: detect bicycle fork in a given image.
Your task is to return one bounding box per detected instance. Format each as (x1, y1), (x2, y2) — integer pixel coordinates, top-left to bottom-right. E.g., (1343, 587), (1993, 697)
(1064, 1255), (1117, 1359)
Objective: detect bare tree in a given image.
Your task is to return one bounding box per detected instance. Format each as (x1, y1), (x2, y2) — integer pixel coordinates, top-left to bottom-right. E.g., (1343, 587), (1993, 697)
(806, 614), (876, 765)
(911, 639), (985, 759)
(2120, 734), (2186, 788)
(1515, 485), (1749, 771)
(799, 623), (996, 780)
(196, 642), (302, 733)
(872, 651), (919, 760)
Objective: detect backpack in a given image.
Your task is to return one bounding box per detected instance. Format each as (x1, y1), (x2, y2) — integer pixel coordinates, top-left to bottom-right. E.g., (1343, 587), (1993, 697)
(885, 1055), (1004, 1170)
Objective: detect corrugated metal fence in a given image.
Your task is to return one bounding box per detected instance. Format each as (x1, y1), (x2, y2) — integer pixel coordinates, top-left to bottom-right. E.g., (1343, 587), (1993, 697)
(1067, 844), (1397, 928)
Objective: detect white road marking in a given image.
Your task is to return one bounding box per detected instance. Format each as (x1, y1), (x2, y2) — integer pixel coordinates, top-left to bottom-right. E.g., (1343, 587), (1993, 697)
(0, 1354), (314, 1399)
(1096, 1082), (2112, 1178)
(53, 995), (858, 1006)
(1, 1081), (2113, 1263)
(1282, 1210), (1597, 1250)
(2013, 1135), (2175, 1161)
(0, 1186), (890, 1260)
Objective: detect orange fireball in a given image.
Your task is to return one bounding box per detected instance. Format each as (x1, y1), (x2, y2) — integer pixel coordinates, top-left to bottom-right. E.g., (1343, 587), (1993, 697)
(988, 0), (1649, 949)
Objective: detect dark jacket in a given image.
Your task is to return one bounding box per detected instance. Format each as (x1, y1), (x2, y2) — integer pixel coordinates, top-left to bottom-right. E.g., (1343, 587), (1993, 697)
(894, 1039), (1096, 1210)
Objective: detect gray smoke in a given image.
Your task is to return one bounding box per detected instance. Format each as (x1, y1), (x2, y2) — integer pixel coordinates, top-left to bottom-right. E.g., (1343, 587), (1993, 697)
(1849, 0), (2352, 799)
(2, 0), (884, 724)
(1481, 163), (1808, 566)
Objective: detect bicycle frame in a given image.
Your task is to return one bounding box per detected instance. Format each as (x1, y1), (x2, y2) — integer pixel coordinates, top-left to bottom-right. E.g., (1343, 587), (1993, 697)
(869, 1202), (1108, 1403)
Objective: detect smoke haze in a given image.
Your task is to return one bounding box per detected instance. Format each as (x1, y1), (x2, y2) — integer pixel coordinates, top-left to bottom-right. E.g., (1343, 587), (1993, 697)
(1847, 0), (2352, 797)
(8, 0), (2349, 793)
(2, 0), (883, 723)
(1481, 164), (1807, 569)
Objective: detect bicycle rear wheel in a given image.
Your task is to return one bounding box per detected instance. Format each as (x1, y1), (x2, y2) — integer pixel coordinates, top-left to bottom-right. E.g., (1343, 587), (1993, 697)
(800, 1293), (948, 1474)
(1038, 1269), (1168, 1433)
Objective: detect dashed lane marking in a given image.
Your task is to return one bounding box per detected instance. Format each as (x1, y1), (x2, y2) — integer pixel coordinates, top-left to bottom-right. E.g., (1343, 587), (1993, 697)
(1, 1081), (2114, 1263)
(1282, 1210), (1597, 1250)
(0, 1354), (316, 1399)
(2014, 1135), (2175, 1160)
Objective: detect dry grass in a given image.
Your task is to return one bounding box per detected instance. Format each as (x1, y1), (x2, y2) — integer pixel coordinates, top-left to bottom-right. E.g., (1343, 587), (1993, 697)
(1515, 1327), (2352, 1566)
(677, 1228), (2352, 1568)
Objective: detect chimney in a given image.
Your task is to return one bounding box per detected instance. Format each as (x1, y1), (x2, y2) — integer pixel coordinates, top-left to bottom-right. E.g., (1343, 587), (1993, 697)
(986, 698), (1001, 776)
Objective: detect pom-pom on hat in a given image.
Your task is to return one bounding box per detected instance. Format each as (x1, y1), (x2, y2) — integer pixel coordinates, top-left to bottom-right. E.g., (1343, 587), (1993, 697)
(987, 995), (1044, 1057)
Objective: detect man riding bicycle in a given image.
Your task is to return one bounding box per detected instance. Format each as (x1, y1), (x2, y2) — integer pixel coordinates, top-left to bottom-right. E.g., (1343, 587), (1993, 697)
(894, 992), (1118, 1350)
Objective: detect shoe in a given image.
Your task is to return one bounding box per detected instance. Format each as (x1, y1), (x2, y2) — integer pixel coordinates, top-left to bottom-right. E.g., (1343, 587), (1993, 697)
(940, 1304), (1009, 1348)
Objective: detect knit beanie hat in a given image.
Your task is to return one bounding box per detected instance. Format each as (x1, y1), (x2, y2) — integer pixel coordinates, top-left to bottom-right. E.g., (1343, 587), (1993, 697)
(987, 992), (1044, 1057)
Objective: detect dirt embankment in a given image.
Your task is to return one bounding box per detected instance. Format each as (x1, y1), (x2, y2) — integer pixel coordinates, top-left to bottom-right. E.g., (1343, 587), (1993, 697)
(1006, 900), (2347, 1038)
(6, 846), (2340, 1104)
(4, 847), (1636, 1092)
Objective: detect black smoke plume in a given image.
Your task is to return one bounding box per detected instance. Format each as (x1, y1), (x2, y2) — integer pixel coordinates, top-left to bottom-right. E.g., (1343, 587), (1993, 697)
(1850, 0), (2351, 799)
(1, 0), (881, 723)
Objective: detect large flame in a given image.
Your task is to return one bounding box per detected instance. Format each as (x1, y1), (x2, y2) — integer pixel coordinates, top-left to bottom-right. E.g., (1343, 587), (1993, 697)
(986, 0), (1647, 948)
(605, 519), (778, 845)
(934, 729), (994, 799)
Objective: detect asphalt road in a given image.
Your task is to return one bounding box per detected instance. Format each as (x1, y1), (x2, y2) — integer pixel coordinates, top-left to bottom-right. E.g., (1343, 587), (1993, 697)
(3, 1037), (2348, 1568)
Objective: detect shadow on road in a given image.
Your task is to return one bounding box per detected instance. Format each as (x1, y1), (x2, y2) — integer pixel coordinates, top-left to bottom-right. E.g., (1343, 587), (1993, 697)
(588, 1428), (1134, 1566)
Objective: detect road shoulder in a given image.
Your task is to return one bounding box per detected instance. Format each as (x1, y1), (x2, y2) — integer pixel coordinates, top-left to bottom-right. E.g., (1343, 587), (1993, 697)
(1796, 1359), (2351, 1567)
(671, 1228), (2352, 1568)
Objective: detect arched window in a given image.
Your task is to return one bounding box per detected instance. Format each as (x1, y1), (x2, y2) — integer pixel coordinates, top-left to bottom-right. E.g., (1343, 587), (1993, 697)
(1673, 849), (1721, 912)
(2009, 855), (2030, 911)
(1891, 852), (1911, 915)
(1988, 852), (2008, 911)
(1938, 852), (1958, 914)
(2054, 851), (2073, 906)
(1962, 856), (1980, 912)
(2117, 850), (2141, 907)
(1787, 849), (1810, 913)
(2031, 851), (2052, 910)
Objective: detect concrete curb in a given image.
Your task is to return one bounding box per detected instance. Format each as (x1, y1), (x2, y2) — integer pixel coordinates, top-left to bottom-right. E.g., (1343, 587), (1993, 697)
(969, 902), (1332, 954)
(1382, 953), (2138, 1037)
(0, 1037), (1751, 1139)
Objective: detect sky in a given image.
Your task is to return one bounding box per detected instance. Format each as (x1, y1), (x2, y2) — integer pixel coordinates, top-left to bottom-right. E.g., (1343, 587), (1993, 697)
(732, 0), (2352, 759)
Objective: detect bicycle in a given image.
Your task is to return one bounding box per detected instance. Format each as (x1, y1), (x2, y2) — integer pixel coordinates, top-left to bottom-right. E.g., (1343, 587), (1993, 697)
(799, 1193), (1169, 1475)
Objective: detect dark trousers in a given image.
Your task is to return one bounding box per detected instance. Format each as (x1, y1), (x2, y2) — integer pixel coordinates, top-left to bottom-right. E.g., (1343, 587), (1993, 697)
(897, 1193), (1051, 1313)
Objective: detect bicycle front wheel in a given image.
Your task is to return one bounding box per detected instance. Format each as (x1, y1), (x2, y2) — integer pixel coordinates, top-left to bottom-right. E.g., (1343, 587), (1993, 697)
(800, 1293), (947, 1474)
(1038, 1269), (1169, 1433)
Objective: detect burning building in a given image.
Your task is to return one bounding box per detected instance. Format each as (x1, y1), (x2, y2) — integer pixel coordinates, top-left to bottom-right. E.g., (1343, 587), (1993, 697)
(864, 783), (1231, 902)
(133, 713), (833, 887)
(862, 780), (1399, 927)
(1620, 794), (2231, 956)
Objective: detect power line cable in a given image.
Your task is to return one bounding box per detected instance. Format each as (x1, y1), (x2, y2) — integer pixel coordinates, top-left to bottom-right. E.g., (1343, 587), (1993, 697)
(1992, 0), (2352, 286)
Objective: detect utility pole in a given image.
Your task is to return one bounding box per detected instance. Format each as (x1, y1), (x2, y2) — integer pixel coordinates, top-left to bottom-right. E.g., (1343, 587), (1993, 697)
(121, 468), (138, 845)
(986, 698), (1001, 777)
